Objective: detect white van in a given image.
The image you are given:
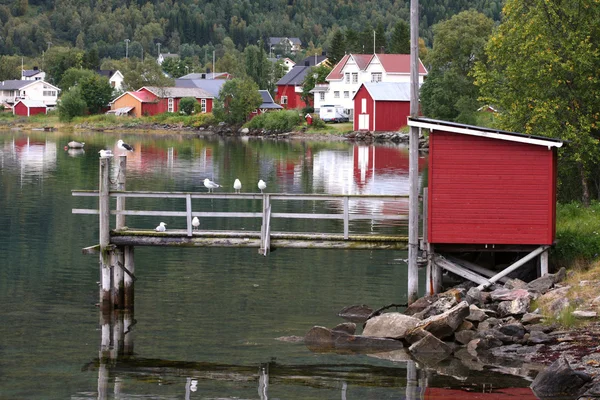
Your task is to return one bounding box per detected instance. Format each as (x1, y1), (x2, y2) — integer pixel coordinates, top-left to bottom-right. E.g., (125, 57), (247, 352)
(319, 105), (349, 123)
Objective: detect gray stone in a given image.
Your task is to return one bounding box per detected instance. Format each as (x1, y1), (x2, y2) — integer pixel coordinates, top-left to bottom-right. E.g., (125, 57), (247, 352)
(304, 326), (335, 350)
(521, 312), (544, 325)
(454, 329), (477, 345)
(478, 328), (514, 344)
(530, 356), (592, 399)
(465, 304), (488, 322)
(362, 312), (420, 339)
(412, 295), (458, 320)
(504, 278), (528, 289)
(408, 331), (453, 365)
(466, 337), (503, 357)
(338, 304), (373, 323)
(403, 295), (437, 316)
(527, 330), (554, 345)
(332, 322), (356, 335)
(591, 295), (600, 306)
(497, 296), (530, 317)
(490, 288), (530, 302)
(239, 127), (250, 134)
(572, 310), (597, 319)
(498, 323), (526, 339)
(477, 317), (501, 332)
(526, 274), (556, 294)
(548, 297), (570, 317)
(466, 287), (491, 305)
(415, 301), (470, 339)
(457, 320), (474, 331)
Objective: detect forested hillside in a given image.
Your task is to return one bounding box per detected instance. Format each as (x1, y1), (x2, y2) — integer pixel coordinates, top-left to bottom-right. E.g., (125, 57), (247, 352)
(0, 0), (503, 61)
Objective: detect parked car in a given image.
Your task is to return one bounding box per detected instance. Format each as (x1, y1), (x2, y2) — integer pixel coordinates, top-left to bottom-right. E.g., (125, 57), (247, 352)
(319, 105), (349, 123)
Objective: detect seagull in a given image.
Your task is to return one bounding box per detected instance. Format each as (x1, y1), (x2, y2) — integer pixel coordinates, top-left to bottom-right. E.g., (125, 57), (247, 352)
(234, 179), (242, 193)
(98, 149), (113, 158)
(155, 222), (167, 232)
(117, 139), (134, 153)
(258, 179), (267, 193)
(192, 216), (200, 231)
(204, 178), (221, 193)
(67, 141), (85, 149)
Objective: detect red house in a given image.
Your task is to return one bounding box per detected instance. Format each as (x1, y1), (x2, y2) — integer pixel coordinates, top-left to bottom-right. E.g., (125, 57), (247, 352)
(13, 100), (47, 116)
(110, 86), (214, 117)
(408, 117), (563, 288)
(275, 65), (311, 109)
(353, 82), (412, 131)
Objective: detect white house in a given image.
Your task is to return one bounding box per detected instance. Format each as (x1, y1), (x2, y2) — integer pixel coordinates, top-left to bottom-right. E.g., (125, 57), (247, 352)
(97, 70), (124, 91)
(21, 67), (46, 81)
(268, 37), (302, 53)
(157, 53), (179, 65)
(311, 54), (427, 114)
(0, 80), (60, 107)
(268, 57), (296, 73)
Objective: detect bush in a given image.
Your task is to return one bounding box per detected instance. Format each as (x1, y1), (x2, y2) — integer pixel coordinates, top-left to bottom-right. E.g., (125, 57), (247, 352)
(179, 97), (198, 115)
(245, 110), (303, 131)
(309, 115), (327, 129)
(57, 87), (87, 122)
(191, 112), (215, 127)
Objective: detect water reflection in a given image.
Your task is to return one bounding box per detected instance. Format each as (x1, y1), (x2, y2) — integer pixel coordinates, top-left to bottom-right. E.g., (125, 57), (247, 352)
(0, 136), (57, 185)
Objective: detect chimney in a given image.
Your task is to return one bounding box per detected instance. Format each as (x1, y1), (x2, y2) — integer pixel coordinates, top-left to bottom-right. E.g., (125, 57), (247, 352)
(321, 51), (326, 56)
(201, 73), (206, 79)
(33, 66), (39, 71)
(304, 61), (309, 66)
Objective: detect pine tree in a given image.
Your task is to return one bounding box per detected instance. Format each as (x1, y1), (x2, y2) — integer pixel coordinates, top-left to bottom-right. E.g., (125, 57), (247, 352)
(390, 20), (410, 54)
(328, 30), (345, 65)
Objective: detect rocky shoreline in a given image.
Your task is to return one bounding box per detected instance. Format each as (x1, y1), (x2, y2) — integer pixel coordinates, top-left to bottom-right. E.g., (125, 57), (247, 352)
(304, 268), (600, 399)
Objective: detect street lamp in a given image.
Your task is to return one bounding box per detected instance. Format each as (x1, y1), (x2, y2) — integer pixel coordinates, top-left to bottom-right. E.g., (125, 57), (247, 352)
(124, 39), (130, 61)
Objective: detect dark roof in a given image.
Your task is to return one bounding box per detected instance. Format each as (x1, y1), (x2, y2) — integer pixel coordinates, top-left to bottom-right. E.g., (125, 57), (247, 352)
(276, 66), (311, 86)
(408, 117), (565, 146)
(258, 90), (283, 109)
(301, 55), (328, 67)
(269, 37), (302, 46)
(174, 79), (226, 97)
(96, 70), (119, 78)
(0, 80), (32, 90)
(22, 69), (42, 77)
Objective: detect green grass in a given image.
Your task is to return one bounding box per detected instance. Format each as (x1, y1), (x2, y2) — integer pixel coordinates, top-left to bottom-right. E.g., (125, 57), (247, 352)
(553, 201), (600, 268)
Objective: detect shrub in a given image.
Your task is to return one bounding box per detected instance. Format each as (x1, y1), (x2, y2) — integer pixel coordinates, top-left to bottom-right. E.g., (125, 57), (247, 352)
(57, 87), (87, 122)
(309, 115), (327, 129)
(245, 110), (302, 131)
(179, 97), (198, 115)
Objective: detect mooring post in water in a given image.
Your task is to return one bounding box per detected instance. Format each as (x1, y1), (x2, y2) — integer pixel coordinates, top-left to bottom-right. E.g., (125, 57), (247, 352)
(116, 155), (127, 229)
(99, 157), (112, 309)
(123, 246), (135, 310)
(123, 310), (134, 355)
(112, 248), (124, 309)
(405, 360), (419, 400)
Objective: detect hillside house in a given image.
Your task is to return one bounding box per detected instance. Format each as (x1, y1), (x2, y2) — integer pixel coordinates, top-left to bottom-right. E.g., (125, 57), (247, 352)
(275, 56), (329, 109)
(0, 80), (60, 107)
(157, 53), (179, 65)
(268, 37), (302, 54)
(21, 67), (46, 81)
(312, 54), (427, 115)
(97, 70), (124, 91)
(110, 86), (214, 117)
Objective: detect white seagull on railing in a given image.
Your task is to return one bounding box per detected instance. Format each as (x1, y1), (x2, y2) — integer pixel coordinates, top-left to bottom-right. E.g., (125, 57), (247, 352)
(258, 179), (267, 193)
(155, 222), (167, 232)
(192, 216), (200, 231)
(117, 139), (134, 153)
(98, 149), (113, 158)
(204, 178), (221, 192)
(234, 179), (242, 193)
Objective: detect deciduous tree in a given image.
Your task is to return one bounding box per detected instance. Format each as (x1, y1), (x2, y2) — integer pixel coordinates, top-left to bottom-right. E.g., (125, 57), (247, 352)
(212, 78), (262, 124)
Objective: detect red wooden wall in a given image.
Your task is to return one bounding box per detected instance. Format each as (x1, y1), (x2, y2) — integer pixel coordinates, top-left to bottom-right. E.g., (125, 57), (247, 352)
(353, 86), (410, 131)
(14, 102), (46, 116)
(428, 131), (557, 245)
(276, 85), (306, 109)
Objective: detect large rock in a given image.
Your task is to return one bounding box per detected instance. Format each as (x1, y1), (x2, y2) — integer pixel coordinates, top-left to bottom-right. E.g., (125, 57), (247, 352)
(338, 304), (373, 323)
(466, 337), (503, 357)
(414, 301), (470, 339)
(497, 296), (530, 317)
(530, 356), (592, 399)
(465, 304), (489, 322)
(362, 312), (420, 339)
(304, 326), (405, 354)
(490, 288), (531, 302)
(408, 330), (453, 365)
(332, 322), (356, 335)
(455, 329), (477, 345)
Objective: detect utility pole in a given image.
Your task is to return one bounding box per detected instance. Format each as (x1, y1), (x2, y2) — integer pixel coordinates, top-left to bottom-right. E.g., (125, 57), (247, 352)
(408, 0), (420, 304)
(124, 39), (130, 62)
(373, 30), (376, 54)
(156, 42), (161, 57)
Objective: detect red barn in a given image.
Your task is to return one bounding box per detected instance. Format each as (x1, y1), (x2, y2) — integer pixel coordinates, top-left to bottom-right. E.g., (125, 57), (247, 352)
(353, 82), (412, 131)
(408, 117), (564, 288)
(13, 100), (47, 116)
(275, 65), (311, 109)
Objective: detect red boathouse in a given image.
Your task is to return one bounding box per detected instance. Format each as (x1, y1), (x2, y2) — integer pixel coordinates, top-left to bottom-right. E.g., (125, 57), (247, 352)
(13, 100), (48, 116)
(408, 117), (564, 291)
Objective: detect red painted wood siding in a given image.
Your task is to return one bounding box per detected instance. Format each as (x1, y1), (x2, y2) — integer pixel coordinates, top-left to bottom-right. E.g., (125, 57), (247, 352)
(353, 86), (410, 131)
(428, 131), (557, 245)
(14, 102), (46, 116)
(276, 85), (306, 109)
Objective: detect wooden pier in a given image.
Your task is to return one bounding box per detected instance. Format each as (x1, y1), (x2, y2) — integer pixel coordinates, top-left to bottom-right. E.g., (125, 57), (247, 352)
(73, 156), (412, 312)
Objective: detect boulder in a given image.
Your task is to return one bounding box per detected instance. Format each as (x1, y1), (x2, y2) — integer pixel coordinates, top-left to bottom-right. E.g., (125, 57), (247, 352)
(465, 305), (489, 322)
(498, 323), (526, 339)
(408, 330), (453, 365)
(362, 312), (420, 339)
(504, 278), (528, 289)
(467, 287), (491, 305)
(572, 310), (597, 319)
(466, 337), (503, 357)
(332, 322), (356, 335)
(414, 301), (470, 339)
(455, 329), (477, 345)
(526, 274), (556, 294)
(305, 326), (335, 351)
(338, 304), (373, 323)
(304, 326), (405, 354)
(497, 296), (530, 317)
(477, 317), (501, 332)
(530, 356), (592, 399)
(527, 330), (554, 345)
(412, 296), (457, 320)
(457, 320), (474, 331)
(490, 288), (531, 302)
(521, 312), (544, 325)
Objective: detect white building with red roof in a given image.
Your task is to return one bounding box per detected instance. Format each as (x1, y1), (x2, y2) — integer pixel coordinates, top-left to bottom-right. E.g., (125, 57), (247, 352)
(312, 54), (427, 115)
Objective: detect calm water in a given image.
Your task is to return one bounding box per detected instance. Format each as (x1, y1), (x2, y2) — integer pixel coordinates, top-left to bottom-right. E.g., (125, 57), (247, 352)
(0, 130), (537, 399)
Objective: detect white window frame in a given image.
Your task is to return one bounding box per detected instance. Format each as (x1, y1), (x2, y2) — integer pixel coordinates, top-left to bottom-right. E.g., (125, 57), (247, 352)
(345, 73), (350, 83)
(334, 91), (340, 99)
(344, 91), (349, 98)
(281, 96), (288, 105)
(168, 98), (174, 113)
(319, 92), (325, 101)
(201, 99), (207, 113)
(352, 73), (358, 83)
(371, 72), (382, 83)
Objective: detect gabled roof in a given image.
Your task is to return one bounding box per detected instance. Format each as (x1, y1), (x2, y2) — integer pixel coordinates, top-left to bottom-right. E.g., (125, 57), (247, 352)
(174, 79), (226, 97)
(258, 90), (283, 109)
(15, 99), (46, 108)
(269, 37), (302, 46)
(327, 54), (427, 80)
(353, 82), (412, 101)
(97, 70), (123, 79)
(22, 69), (43, 77)
(276, 66), (311, 86)
(0, 80), (59, 91)
(179, 72), (230, 80)
(300, 55), (328, 67)
(407, 117), (564, 148)
(143, 86), (213, 99)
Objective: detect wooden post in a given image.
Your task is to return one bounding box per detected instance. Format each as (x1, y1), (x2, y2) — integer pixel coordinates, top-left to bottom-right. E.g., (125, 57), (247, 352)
(99, 157), (112, 309)
(112, 247), (124, 309)
(343, 196), (349, 239)
(123, 310), (134, 356)
(540, 249), (549, 276)
(123, 246), (135, 310)
(407, 0), (420, 304)
(116, 156), (127, 229)
(186, 194), (193, 237)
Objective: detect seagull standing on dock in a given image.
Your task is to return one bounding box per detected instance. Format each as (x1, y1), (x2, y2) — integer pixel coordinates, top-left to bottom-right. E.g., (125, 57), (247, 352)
(258, 180), (267, 193)
(234, 179), (242, 193)
(98, 149), (113, 158)
(117, 139), (134, 153)
(155, 222), (167, 232)
(192, 216), (200, 231)
(204, 178), (221, 193)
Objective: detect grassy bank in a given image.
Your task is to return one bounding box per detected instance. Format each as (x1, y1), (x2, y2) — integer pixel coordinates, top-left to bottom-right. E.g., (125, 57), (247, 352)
(554, 201), (600, 269)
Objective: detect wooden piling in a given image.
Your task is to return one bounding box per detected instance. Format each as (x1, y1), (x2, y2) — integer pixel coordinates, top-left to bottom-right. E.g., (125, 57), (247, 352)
(112, 247), (124, 309)
(123, 246), (135, 310)
(116, 156), (127, 229)
(99, 157), (112, 309)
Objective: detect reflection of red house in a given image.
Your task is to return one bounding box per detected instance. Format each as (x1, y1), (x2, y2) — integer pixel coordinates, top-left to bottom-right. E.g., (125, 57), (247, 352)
(110, 86), (214, 117)
(353, 82), (412, 132)
(353, 146), (426, 189)
(425, 387), (538, 399)
(13, 100), (47, 116)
